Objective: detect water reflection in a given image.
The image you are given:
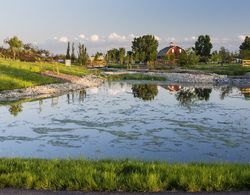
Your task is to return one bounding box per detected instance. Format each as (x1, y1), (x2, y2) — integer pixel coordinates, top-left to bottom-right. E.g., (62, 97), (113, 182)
(0, 82), (250, 162)
(132, 84), (158, 101)
(240, 88), (250, 100)
(9, 104), (23, 117)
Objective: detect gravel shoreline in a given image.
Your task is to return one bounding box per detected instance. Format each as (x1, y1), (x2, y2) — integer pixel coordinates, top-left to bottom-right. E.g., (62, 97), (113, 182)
(0, 75), (104, 102)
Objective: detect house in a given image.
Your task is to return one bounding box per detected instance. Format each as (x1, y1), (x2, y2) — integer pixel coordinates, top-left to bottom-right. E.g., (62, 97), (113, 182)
(87, 56), (106, 68)
(157, 42), (186, 64)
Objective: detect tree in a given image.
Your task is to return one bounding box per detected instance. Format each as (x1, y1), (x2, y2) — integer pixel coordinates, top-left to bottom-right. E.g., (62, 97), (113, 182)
(179, 48), (199, 67)
(193, 35), (213, 63)
(211, 51), (221, 63)
(119, 48), (126, 64)
(5, 36), (23, 60)
(126, 51), (134, 64)
(78, 43), (88, 66)
(106, 49), (119, 64)
(219, 47), (232, 65)
(94, 52), (103, 61)
(66, 42), (71, 60)
(71, 43), (76, 63)
(239, 36), (250, 59)
(132, 35), (158, 64)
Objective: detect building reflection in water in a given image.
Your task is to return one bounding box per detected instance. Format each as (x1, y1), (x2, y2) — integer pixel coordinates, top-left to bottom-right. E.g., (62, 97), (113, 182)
(240, 88), (250, 100)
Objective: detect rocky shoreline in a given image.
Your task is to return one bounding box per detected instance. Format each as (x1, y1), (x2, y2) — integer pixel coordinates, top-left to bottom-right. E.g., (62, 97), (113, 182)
(0, 75), (104, 102)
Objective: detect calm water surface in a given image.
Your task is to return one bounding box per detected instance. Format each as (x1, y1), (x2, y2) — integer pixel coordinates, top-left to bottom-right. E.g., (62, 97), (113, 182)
(0, 81), (250, 162)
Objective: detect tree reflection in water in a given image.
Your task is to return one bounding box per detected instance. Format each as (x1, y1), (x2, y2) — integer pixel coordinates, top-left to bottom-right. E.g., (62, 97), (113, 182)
(9, 104), (23, 117)
(132, 84), (158, 101)
(176, 87), (212, 107)
(67, 90), (86, 104)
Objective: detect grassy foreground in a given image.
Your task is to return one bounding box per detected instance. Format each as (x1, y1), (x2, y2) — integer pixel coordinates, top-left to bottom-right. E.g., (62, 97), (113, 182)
(0, 158), (249, 192)
(0, 58), (94, 91)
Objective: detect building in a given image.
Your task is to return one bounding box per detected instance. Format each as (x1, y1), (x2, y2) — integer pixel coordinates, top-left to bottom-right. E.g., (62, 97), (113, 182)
(157, 42), (186, 64)
(87, 56), (106, 68)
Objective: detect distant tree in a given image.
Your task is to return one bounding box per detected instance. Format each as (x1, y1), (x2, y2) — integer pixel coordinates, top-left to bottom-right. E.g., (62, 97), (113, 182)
(179, 48), (199, 67)
(94, 52), (103, 61)
(219, 47), (231, 65)
(78, 43), (88, 66)
(71, 43), (76, 63)
(239, 36), (250, 59)
(106, 48), (119, 64)
(118, 48), (126, 64)
(193, 35), (213, 63)
(126, 51), (134, 64)
(211, 50), (221, 63)
(5, 36), (23, 60)
(132, 35), (158, 64)
(66, 42), (71, 60)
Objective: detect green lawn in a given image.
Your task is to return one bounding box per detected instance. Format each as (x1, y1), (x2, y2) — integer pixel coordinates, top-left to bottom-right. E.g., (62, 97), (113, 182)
(0, 58), (94, 91)
(190, 63), (250, 76)
(0, 158), (249, 192)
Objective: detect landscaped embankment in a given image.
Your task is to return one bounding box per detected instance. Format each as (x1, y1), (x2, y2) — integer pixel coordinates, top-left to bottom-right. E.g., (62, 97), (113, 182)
(0, 158), (249, 192)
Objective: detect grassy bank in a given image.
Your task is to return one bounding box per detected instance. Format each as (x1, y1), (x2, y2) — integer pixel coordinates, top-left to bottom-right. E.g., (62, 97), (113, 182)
(191, 63), (250, 76)
(107, 73), (167, 81)
(0, 158), (249, 192)
(0, 58), (94, 91)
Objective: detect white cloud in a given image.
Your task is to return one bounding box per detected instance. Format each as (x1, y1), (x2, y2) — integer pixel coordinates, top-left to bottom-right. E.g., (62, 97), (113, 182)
(58, 36), (69, 43)
(154, 35), (161, 42)
(108, 32), (127, 42)
(90, 34), (100, 42)
(79, 34), (86, 40)
(238, 35), (248, 41)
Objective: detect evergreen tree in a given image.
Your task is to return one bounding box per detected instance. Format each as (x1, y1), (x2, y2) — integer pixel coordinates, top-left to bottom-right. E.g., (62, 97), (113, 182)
(71, 43), (76, 62)
(78, 43), (88, 66)
(66, 42), (71, 60)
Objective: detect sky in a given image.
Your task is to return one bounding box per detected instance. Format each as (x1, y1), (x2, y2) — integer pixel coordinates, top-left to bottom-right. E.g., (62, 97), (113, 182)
(0, 0), (249, 55)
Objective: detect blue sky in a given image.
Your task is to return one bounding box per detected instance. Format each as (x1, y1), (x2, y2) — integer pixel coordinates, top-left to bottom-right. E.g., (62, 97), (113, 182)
(0, 0), (249, 54)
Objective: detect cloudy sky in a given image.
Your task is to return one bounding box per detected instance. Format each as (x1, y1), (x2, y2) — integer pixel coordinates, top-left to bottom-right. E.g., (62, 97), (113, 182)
(0, 0), (249, 55)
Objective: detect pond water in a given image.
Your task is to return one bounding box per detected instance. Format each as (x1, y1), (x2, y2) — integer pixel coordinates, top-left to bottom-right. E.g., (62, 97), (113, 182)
(0, 81), (250, 163)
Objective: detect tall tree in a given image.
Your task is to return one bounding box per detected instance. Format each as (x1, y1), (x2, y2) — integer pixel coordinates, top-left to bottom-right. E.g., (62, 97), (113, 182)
(5, 36), (23, 60)
(71, 43), (76, 62)
(132, 35), (158, 64)
(193, 35), (213, 63)
(78, 43), (88, 66)
(239, 36), (250, 59)
(66, 42), (71, 60)
(119, 48), (126, 64)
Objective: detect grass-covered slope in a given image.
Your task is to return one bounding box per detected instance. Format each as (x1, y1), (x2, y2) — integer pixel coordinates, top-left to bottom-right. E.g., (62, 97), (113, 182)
(0, 158), (249, 192)
(0, 58), (94, 91)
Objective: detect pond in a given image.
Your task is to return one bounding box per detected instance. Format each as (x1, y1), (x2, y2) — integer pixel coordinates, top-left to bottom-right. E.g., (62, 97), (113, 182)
(0, 81), (250, 163)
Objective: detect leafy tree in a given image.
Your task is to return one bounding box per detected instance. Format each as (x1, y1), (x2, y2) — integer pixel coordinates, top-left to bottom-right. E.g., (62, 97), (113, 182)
(71, 43), (76, 63)
(94, 52), (103, 61)
(193, 35), (213, 63)
(132, 84), (158, 101)
(126, 51), (134, 64)
(66, 42), (71, 60)
(106, 49), (119, 64)
(179, 49), (199, 67)
(119, 48), (126, 64)
(5, 36), (23, 60)
(132, 35), (158, 64)
(240, 36), (250, 59)
(219, 47), (232, 65)
(211, 51), (221, 63)
(78, 43), (88, 66)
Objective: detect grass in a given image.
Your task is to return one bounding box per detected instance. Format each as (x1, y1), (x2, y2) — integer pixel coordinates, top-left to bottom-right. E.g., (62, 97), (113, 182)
(0, 158), (249, 192)
(0, 58), (96, 91)
(107, 73), (167, 81)
(188, 63), (250, 76)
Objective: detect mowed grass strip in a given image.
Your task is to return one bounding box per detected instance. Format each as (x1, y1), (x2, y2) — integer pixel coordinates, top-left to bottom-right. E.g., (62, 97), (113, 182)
(107, 73), (167, 81)
(0, 158), (249, 192)
(0, 58), (96, 91)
